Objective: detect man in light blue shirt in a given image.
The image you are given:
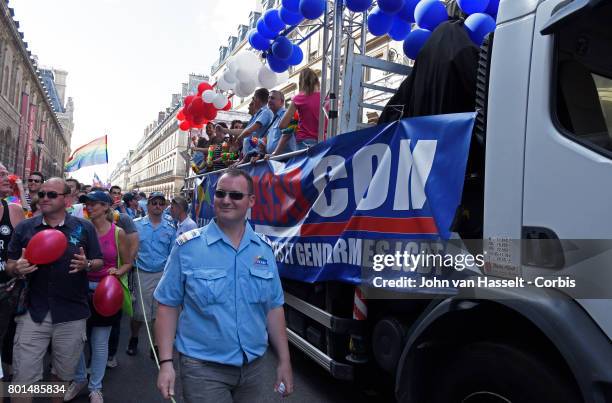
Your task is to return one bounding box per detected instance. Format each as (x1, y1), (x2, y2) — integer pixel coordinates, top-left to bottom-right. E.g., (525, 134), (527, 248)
(170, 196), (198, 236)
(126, 192), (176, 358)
(154, 168), (293, 402)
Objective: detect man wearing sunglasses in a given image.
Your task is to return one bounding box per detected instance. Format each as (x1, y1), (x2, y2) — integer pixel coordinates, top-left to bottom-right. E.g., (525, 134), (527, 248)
(154, 168), (293, 402)
(127, 192), (176, 358)
(24, 171), (44, 209)
(6, 177), (104, 397)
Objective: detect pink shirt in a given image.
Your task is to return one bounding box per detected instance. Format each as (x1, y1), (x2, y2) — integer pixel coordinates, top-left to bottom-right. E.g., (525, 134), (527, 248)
(89, 223), (118, 281)
(293, 92), (320, 142)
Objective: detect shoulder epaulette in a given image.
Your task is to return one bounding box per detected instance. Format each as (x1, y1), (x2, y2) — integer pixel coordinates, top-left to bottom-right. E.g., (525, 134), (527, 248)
(176, 228), (202, 246)
(133, 217), (144, 222)
(256, 232), (273, 248)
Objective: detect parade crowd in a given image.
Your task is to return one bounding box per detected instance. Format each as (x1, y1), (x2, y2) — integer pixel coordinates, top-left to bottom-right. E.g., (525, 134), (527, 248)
(0, 66), (324, 403)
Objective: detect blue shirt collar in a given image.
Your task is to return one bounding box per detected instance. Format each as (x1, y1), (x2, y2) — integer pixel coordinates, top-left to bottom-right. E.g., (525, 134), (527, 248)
(206, 219), (261, 250)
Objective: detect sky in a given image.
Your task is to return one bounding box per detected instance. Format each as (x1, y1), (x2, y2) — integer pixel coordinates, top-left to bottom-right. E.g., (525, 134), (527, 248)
(11, 0), (259, 184)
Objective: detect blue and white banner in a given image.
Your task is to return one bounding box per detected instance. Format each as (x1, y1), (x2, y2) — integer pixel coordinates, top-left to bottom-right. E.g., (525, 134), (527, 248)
(192, 113), (476, 284)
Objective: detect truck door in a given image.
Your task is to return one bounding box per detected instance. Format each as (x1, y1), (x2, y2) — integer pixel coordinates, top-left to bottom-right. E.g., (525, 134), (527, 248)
(522, 0), (612, 337)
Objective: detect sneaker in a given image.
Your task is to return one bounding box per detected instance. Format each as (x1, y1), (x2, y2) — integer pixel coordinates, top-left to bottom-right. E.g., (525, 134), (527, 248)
(126, 337), (138, 356)
(89, 390), (104, 403)
(106, 355), (118, 368)
(63, 381), (87, 401)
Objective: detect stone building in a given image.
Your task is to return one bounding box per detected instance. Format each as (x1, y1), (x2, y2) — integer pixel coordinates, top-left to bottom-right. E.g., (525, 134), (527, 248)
(0, 2), (67, 179)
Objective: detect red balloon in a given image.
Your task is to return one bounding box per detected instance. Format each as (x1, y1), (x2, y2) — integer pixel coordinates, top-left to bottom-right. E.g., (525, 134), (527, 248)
(222, 100), (232, 111)
(188, 97), (206, 120)
(202, 102), (218, 121)
(179, 120), (191, 131)
(193, 123), (205, 129)
(25, 229), (68, 265)
(197, 82), (213, 95)
(183, 95), (195, 108)
(177, 109), (186, 121)
(93, 275), (123, 317)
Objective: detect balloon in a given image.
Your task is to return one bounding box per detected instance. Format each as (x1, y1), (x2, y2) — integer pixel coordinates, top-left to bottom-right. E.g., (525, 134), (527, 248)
(484, 0), (499, 19)
(202, 102), (218, 120)
(223, 69), (237, 84)
(248, 29), (271, 51)
(282, 0), (300, 13)
(202, 90), (216, 103)
(280, 7), (304, 25)
(213, 93), (229, 109)
(179, 120), (191, 131)
(276, 70), (290, 84)
(378, 0), (405, 14)
(236, 67), (257, 83)
(188, 97), (206, 119)
(258, 65), (278, 88)
(93, 275), (123, 317)
(193, 123), (205, 129)
(299, 0), (325, 20)
(397, 0), (419, 21)
(24, 229), (67, 265)
(222, 99), (232, 111)
(464, 12), (495, 45)
(176, 109), (186, 121)
(197, 82), (213, 95)
(227, 56), (240, 74)
(402, 27), (432, 59)
(414, 0), (448, 31)
(183, 95), (195, 108)
(457, 0), (489, 15)
(389, 17), (411, 41)
(217, 76), (234, 91)
(272, 36), (293, 60)
(264, 9), (286, 33)
(345, 0), (372, 13)
(287, 44), (303, 65)
(237, 79), (257, 98)
(367, 7), (394, 36)
(257, 17), (277, 40)
(266, 53), (289, 73)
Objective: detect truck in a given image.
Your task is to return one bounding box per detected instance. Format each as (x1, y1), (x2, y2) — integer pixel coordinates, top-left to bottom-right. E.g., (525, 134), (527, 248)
(190, 0), (612, 401)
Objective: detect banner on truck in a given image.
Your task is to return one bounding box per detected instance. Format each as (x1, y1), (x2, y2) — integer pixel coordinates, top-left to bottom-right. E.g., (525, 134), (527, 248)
(192, 113), (476, 284)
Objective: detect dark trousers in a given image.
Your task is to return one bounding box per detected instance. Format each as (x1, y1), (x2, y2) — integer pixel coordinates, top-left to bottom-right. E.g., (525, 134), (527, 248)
(108, 311), (122, 357)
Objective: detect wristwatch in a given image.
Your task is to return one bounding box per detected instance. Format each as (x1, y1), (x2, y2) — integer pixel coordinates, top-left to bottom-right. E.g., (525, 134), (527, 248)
(86, 259), (92, 272)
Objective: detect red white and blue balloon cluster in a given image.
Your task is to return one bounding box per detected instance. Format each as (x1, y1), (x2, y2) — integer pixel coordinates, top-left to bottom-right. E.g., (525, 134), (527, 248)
(348, 0), (499, 60)
(248, 0), (326, 73)
(176, 82), (232, 131)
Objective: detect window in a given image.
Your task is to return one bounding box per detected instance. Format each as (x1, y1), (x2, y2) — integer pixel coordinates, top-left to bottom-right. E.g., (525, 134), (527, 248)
(554, 6), (612, 157)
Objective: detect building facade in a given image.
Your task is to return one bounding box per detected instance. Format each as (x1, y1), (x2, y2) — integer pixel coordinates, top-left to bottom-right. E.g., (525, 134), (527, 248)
(0, 2), (67, 179)
(108, 153), (131, 191)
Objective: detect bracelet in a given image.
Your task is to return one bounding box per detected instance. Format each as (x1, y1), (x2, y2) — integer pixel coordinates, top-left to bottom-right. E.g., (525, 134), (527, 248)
(159, 359), (173, 366)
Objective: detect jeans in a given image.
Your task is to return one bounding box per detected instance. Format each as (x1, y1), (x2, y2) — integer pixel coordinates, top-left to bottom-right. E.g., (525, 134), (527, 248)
(74, 282), (112, 392)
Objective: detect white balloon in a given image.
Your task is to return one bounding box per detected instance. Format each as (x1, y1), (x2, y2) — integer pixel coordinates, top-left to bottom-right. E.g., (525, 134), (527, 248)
(217, 76), (234, 91)
(227, 56), (239, 74)
(236, 79), (257, 97)
(223, 69), (236, 84)
(213, 93), (228, 109)
(202, 90), (216, 103)
(236, 67), (257, 83)
(276, 71), (289, 84)
(258, 65), (277, 88)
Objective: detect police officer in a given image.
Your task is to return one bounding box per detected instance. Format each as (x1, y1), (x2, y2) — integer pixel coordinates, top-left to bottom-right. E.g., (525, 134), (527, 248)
(126, 192), (175, 358)
(154, 168), (293, 402)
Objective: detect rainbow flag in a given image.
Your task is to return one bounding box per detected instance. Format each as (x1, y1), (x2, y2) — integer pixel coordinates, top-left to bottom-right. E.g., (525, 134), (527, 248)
(65, 135), (108, 172)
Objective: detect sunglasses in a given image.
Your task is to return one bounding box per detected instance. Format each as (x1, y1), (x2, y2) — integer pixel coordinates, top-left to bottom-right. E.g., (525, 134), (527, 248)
(38, 191), (67, 199)
(149, 201), (165, 206)
(28, 179), (42, 183)
(214, 190), (251, 200)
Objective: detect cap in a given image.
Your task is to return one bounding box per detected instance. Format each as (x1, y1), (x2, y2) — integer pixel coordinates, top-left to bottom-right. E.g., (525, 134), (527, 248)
(171, 196), (189, 212)
(83, 190), (113, 204)
(148, 191), (166, 201)
(122, 193), (135, 203)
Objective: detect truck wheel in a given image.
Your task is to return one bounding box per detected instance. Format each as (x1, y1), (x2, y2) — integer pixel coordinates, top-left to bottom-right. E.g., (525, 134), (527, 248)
(429, 341), (581, 403)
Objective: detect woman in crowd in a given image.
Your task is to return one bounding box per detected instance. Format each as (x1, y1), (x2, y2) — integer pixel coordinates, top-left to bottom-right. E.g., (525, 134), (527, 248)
(64, 191), (132, 403)
(279, 67), (321, 150)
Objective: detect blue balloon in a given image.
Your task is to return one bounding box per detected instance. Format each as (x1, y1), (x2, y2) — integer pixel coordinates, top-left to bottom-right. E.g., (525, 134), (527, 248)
(378, 0), (405, 14)
(345, 0), (372, 13)
(248, 30), (271, 51)
(264, 9), (286, 33)
(457, 0), (489, 15)
(389, 16), (411, 41)
(397, 0), (420, 22)
(464, 12), (495, 46)
(414, 0), (448, 31)
(257, 18), (277, 40)
(367, 7), (394, 36)
(402, 27), (432, 59)
(299, 0), (325, 20)
(272, 36), (293, 60)
(267, 53), (289, 73)
(280, 7), (304, 25)
(287, 44), (304, 65)
(282, 0), (300, 13)
(484, 0), (499, 19)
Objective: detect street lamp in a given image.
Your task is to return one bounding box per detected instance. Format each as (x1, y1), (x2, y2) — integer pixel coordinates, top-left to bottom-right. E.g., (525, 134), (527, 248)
(35, 137), (44, 171)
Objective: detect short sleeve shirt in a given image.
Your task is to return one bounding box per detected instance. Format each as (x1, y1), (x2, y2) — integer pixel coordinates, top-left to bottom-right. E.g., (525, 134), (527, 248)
(243, 106), (274, 155)
(116, 213), (137, 234)
(134, 216), (176, 272)
(265, 108), (287, 154)
(154, 220), (284, 366)
(7, 214), (104, 324)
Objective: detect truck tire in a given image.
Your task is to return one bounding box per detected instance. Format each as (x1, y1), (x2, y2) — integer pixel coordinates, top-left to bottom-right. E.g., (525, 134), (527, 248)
(428, 341), (582, 403)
